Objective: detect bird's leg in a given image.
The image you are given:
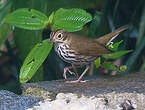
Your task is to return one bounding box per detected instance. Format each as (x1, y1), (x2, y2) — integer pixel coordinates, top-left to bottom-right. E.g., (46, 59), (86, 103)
(64, 64), (81, 79)
(72, 64), (79, 79)
(67, 65), (89, 83)
(63, 66), (75, 79)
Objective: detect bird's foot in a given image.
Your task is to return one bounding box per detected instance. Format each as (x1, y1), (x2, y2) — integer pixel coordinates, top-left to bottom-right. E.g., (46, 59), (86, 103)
(63, 66), (75, 79)
(66, 65), (90, 83)
(66, 79), (88, 83)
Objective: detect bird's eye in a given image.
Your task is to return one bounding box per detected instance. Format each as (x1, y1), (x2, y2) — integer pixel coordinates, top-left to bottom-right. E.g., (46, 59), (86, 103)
(57, 33), (62, 39)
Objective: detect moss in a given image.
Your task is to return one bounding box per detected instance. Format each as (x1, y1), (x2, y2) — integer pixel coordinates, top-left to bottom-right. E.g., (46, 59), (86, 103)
(22, 85), (57, 100)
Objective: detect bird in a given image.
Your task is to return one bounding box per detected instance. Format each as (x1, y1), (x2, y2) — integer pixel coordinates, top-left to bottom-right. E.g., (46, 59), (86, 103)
(49, 25), (128, 83)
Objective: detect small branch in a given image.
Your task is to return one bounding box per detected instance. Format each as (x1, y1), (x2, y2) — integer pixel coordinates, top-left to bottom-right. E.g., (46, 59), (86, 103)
(89, 62), (94, 76)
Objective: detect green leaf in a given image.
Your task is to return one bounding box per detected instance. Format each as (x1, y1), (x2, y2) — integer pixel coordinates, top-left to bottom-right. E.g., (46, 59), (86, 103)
(3, 8), (49, 30)
(52, 8), (92, 32)
(119, 65), (127, 72)
(108, 40), (123, 51)
(14, 28), (43, 82)
(102, 62), (118, 71)
(48, 12), (54, 25)
(94, 57), (101, 68)
(102, 50), (133, 59)
(19, 39), (53, 83)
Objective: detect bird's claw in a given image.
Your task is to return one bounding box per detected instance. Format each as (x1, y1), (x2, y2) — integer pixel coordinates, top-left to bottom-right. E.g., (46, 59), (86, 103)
(68, 69), (75, 75)
(66, 80), (88, 83)
(63, 66), (75, 79)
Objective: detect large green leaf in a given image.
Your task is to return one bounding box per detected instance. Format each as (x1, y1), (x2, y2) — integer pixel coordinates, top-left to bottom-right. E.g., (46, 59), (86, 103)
(102, 50), (133, 59)
(19, 39), (53, 83)
(51, 8), (92, 32)
(2, 8), (49, 30)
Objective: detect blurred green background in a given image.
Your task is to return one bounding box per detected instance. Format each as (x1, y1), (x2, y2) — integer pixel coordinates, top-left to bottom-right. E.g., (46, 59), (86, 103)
(0, 0), (145, 94)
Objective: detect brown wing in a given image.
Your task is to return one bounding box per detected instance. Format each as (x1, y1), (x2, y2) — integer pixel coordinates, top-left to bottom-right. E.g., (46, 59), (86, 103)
(68, 34), (110, 56)
(67, 25), (128, 56)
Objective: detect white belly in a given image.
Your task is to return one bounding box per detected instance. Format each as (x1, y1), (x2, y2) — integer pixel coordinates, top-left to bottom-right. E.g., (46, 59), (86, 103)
(54, 43), (96, 65)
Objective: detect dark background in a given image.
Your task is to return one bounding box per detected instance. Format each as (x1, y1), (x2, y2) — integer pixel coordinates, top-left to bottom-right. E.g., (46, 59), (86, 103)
(0, 0), (145, 94)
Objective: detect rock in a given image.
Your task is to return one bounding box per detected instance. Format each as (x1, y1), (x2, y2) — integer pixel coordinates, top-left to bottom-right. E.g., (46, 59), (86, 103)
(22, 72), (145, 110)
(27, 92), (142, 110)
(0, 90), (42, 110)
(22, 72), (145, 96)
(1, 72), (145, 110)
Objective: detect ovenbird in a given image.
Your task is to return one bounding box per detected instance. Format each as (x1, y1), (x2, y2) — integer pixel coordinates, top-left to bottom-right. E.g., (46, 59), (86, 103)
(49, 25), (128, 83)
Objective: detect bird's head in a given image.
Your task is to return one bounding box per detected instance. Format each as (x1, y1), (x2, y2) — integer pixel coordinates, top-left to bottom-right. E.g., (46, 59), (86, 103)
(49, 29), (68, 44)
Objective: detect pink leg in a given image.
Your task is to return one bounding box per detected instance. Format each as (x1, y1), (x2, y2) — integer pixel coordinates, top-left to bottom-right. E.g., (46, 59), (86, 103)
(63, 66), (75, 79)
(67, 65), (89, 83)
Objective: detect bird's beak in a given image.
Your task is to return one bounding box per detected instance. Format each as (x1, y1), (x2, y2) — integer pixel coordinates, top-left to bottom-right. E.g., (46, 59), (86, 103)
(48, 38), (53, 43)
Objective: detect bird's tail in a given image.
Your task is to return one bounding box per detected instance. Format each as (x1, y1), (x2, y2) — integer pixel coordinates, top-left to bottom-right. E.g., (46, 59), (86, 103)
(96, 25), (128, 46)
